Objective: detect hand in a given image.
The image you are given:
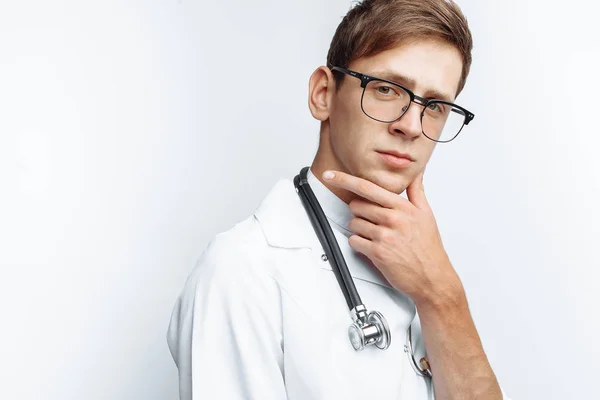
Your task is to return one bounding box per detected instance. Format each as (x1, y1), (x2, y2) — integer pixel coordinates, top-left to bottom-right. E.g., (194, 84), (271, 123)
(322, 169), (462, 305)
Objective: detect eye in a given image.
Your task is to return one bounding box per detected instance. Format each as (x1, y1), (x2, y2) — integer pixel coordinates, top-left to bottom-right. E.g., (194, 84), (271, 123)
(372, 82), (400, 99)
(377, 85), (395, 95)
(427, 102), (439, 112)
(426, 102), (445, 114)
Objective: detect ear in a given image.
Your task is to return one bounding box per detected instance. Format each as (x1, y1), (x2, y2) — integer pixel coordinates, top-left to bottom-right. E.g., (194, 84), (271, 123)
(308, 66), (336, 122)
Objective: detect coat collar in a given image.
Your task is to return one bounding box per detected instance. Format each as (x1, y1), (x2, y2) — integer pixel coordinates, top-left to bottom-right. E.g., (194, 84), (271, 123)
(254, 177), (395, 289)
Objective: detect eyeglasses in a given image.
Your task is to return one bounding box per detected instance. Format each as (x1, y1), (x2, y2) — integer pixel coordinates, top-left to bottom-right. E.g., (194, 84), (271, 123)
(329, 65), (475, 143)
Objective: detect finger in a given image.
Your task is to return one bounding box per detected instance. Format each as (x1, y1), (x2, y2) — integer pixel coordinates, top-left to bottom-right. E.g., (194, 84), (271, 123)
(405, 169), (429, 210)
(348, 217), (379, 240)
(349, 199), (391, 226)
(347, 234), (375, 257)
(323, 170), (406, 209)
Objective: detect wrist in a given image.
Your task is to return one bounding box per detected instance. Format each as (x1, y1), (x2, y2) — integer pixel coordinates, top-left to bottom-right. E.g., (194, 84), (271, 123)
(413, 269), (467, 315)
(415, 284), (467, 316)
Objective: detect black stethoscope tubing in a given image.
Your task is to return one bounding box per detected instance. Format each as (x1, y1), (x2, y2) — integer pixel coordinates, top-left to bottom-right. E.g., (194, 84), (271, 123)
(293, 166), (432, 375)
(293, 166), (362, 311)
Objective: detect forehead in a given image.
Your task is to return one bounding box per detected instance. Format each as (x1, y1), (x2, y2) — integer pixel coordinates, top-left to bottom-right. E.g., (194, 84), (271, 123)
(348, 39), (463, 102)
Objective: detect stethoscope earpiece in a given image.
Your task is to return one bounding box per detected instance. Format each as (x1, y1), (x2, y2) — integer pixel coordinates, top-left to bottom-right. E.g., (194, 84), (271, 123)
(405, 325), (433, 377)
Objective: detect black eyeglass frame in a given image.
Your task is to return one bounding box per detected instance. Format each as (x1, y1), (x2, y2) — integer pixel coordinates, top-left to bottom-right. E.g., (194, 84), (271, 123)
(329, 65), (475, 143)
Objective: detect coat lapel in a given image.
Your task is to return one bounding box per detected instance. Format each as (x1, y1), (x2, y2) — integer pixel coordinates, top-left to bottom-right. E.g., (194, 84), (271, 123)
(254, 178), (396, 290)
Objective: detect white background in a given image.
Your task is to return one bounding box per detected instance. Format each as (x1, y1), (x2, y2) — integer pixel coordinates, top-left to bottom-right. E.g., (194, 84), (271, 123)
(1, 0), (598, 398)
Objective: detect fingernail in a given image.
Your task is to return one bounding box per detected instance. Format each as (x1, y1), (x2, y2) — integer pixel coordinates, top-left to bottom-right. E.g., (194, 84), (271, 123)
(323, 171), (334, 180)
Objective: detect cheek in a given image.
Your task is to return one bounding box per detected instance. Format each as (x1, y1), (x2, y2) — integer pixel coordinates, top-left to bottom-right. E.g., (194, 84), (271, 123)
(330, 130), (358, 163)
(332, 125), (369, 158)
(329, 113), (368, 155)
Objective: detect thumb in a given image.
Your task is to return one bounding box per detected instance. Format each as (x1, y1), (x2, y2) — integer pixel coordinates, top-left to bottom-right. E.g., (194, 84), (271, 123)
(406, 169), (427, 209)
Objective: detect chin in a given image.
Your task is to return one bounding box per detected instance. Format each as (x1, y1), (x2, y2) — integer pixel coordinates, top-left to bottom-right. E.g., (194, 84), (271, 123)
(361, 167), (405, 193)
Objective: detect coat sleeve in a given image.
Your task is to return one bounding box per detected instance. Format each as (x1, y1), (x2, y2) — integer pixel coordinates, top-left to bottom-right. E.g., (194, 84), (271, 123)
(167, 237), (287, 400)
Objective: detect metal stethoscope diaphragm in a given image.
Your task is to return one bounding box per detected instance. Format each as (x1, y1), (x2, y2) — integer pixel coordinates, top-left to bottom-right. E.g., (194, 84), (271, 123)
(294, 166), (432, 378)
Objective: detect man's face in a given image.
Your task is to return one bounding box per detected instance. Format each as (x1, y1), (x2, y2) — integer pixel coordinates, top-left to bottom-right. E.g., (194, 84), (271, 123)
(322, 39), (463, 195)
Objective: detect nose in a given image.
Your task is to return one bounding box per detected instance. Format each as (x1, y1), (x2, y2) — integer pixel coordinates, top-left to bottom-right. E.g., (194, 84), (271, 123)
(388, 102), (423, 139)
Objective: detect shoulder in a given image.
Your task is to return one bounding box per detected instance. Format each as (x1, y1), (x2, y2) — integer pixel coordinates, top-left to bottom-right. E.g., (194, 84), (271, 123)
(177, 215), (280, 307)
(168, 214), (282, 333)
(166, 216), (286, 377)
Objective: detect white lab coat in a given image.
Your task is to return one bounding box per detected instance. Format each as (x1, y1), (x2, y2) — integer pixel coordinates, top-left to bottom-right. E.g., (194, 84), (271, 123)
(167, 176), (511, 400)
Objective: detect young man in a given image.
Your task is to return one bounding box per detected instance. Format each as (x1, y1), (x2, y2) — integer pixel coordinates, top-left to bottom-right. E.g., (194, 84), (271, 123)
(167, 0), (512, 399)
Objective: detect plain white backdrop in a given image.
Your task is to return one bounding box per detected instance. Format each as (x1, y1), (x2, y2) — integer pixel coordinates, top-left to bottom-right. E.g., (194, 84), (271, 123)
(1, 0), (598, 398)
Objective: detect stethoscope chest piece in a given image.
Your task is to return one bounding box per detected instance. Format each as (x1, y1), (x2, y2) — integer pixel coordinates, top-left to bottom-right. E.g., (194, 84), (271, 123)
(348, 309), (391, 351)
(294, 166), (431, 377)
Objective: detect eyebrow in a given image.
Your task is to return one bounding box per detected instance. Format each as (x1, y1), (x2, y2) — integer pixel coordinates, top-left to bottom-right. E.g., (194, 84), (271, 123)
(370, 69), (455, 102)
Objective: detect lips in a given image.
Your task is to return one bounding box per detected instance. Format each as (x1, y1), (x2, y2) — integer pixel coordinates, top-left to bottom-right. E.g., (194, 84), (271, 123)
(377, 151), (413, 168)
(376, 150), (414, 161)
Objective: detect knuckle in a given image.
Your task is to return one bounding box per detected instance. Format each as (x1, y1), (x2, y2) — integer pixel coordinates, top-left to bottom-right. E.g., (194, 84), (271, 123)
(372, 245), (384, 261)
(389, 212), (402, 226)
(380, 229), (393, 243)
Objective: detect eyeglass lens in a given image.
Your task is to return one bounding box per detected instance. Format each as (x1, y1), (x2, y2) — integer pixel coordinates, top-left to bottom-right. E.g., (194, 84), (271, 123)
(361, 80), (466, 142)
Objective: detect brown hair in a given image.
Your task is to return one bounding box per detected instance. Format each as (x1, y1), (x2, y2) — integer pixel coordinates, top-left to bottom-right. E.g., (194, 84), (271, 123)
(326, 0), (473, 96)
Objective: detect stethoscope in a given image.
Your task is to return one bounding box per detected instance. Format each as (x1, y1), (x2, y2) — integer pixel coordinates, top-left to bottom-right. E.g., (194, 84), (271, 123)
(293, 166), (432, 378)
